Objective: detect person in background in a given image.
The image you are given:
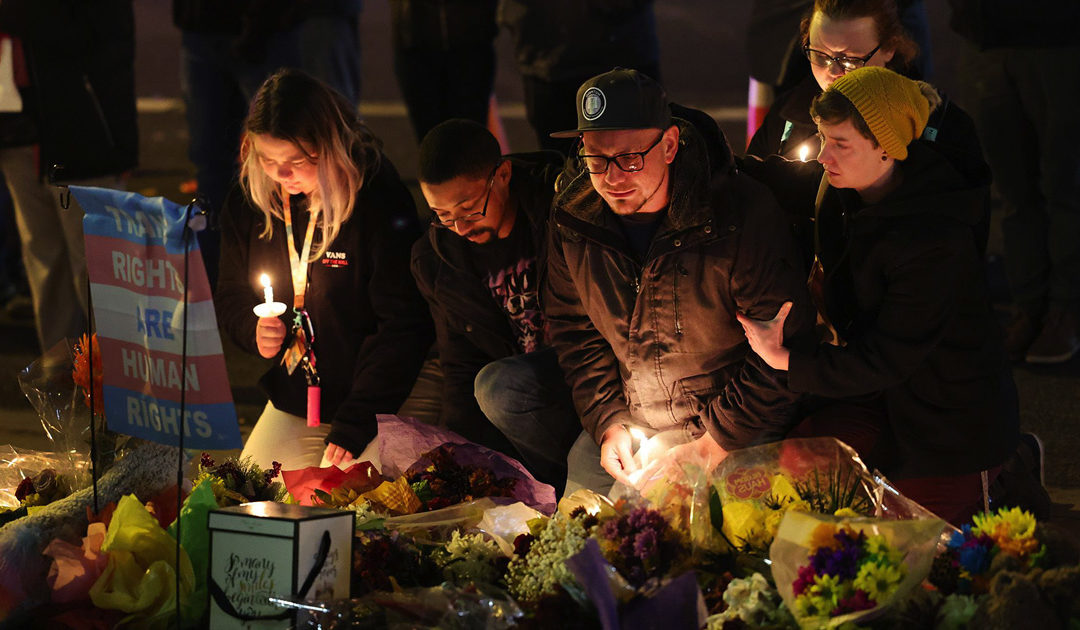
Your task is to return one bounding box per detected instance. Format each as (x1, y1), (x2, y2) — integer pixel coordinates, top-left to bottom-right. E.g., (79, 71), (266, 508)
(173, 0), (362, 286)
(950, 0), (1080, 364)
(747, 0), (951, 163)
(412, 119), (578, 492)
(498, 0), (660, 155)
(215, 70), (432, 472)
(545, 69), (814, 495)
(0, 0), (138, 352)
(390, 0), (499, 144)
(739, 67), (1027, 525)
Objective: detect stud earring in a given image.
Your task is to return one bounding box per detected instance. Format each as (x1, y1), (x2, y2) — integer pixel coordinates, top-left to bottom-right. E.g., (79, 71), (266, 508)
(881, 154), (888, 162)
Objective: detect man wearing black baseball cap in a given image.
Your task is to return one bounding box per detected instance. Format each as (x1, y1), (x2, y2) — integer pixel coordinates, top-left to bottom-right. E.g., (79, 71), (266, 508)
(544, 68), (815, 493)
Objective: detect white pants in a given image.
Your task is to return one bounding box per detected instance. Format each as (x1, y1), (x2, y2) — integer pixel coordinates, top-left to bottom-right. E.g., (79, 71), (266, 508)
(240, 401), (380, 473)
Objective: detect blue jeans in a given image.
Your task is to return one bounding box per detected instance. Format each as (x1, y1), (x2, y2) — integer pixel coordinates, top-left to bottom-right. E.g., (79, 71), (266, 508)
(565, 431), (614, 496)
(474, 349), (580, 494)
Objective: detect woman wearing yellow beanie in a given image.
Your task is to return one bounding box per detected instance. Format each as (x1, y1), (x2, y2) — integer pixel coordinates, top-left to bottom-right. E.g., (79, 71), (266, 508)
(739, 66), (1038, 525)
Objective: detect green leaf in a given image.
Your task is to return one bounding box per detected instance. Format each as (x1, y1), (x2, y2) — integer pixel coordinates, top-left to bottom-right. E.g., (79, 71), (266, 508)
(709, 485), (725, 533)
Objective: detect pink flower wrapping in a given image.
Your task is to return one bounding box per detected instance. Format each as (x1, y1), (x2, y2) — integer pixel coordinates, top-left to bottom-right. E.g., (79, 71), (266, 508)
(43, 522), (109, 603)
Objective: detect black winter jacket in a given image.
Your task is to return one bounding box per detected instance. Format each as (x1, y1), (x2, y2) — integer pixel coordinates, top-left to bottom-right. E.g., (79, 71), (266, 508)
(747, 141), (1019, 479)
(545, 119), (815, 449)
(411, 152), (563, 441)
(215, 156), (433, 456)
(0, 0), (137, 180)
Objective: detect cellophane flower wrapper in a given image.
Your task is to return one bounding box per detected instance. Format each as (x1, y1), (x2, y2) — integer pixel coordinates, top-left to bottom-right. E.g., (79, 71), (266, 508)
(0, 445), (86, 509)
(281, 583), (523, 629)
(666, 438), (937, 556)
(16, 340), (97, 490)
(383, 497), (540, 555)
(376, 414), (555, 513)
(770, 510), (945, 628)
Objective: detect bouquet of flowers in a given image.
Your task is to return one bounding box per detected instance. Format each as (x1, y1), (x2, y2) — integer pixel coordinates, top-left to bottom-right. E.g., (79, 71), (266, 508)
(194, 453), (286, 506)
(916, 507), (1080, 629)
(770, 510), (944, 628)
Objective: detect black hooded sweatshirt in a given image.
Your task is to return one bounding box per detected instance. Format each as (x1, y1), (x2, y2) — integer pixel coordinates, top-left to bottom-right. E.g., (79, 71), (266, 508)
(746, 140), (1018, 479)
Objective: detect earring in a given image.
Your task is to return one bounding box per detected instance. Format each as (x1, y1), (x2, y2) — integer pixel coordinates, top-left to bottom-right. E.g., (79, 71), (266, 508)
(881, 154), (888, 162)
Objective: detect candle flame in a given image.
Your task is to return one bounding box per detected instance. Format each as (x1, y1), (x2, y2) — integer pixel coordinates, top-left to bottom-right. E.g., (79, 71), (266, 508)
(798, 143), (810, 162)
(628, 427), (646, 443)
(260, 273), (271, 288)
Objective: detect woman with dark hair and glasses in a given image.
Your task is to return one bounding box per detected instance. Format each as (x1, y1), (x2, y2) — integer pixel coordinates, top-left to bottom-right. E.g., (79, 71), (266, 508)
(739, 67), (1032, 525)
(747, 0), (981, 176)
(214, 69), (433, 472)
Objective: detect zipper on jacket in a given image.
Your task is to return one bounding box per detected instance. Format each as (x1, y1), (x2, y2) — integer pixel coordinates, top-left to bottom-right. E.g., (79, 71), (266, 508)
(673, 261), (687, 335)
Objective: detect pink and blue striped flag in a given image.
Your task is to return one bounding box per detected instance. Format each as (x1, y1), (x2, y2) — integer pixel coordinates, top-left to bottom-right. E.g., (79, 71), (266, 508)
(74, 186), (241, 450)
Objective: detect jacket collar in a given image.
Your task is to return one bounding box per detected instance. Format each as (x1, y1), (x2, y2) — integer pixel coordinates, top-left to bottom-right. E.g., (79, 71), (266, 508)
(554, 118), (723, 234)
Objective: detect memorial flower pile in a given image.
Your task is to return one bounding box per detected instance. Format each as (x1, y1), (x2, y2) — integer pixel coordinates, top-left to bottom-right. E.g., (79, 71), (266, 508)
(406, 443), (519, 511)
(505, 508), (599, 603)
(790, 523), (905, 622)
(597, 505), (687, 588)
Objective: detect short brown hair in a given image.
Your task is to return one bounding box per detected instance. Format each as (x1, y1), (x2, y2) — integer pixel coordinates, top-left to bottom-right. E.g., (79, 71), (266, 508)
(800, 0), (919, 71)
(810, 89), (878, 146)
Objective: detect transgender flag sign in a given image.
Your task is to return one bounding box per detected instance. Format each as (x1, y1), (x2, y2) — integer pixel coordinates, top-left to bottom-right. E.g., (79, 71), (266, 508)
(74, 187), (242, 450)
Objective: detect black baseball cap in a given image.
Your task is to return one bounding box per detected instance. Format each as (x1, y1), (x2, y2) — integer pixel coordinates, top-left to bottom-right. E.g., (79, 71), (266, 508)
(550, 68), (672, 138)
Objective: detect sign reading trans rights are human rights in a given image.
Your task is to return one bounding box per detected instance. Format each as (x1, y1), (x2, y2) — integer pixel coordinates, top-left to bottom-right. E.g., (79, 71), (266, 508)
(73, 187), (241, 450)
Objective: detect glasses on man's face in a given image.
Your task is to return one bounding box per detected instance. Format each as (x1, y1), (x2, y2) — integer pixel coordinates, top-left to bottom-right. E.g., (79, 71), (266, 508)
(578, 132), (665, 175)
(803, 43), (881, 72)
(431, 162), (500, 229)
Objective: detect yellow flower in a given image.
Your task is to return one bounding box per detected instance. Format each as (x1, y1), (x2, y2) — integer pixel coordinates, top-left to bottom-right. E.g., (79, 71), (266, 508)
(865, 534), (903, 565)
(722, 501), (766, 543)
(972, 507), (1038, 555)
(770, 474), (801, 503)
(808, 523), (839, 550)
(834, 507), (861, 518)
(853, 561), (905, 602)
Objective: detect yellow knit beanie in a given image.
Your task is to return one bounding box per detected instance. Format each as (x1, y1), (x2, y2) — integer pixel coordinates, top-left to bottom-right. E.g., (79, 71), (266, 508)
(828, 66), (930, 160)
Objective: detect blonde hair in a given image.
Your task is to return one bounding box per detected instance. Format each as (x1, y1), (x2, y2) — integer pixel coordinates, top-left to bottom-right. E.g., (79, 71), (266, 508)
(239, 69), (380, 260)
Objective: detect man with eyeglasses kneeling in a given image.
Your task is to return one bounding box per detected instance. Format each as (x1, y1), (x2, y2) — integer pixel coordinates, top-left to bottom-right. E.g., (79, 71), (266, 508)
(545, 68), (816, 495)
(411, 119), (580, 493)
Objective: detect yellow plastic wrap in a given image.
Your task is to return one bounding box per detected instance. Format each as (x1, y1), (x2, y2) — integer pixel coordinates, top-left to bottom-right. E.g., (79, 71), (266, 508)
(89, 494), (194, 627)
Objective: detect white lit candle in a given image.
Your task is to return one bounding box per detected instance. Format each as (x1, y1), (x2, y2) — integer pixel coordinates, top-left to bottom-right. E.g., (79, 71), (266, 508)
(260, 273), (273, 304)
(798, 143), (810, 163)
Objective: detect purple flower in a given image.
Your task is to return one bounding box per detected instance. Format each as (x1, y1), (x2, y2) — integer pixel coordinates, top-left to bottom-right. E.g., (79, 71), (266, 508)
(809, 530), (864, 580)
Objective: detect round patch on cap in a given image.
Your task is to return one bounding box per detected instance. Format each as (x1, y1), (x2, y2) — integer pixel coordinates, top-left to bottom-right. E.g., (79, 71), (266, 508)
(581, 87), (606, 121)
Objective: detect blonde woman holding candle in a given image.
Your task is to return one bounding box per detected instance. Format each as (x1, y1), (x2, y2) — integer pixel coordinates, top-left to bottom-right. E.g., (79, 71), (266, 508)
(215, 69), (433, 472)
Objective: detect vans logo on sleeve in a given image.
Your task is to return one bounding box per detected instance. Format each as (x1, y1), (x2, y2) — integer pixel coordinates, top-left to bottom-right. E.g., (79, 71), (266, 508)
(321, 251), (348, 268)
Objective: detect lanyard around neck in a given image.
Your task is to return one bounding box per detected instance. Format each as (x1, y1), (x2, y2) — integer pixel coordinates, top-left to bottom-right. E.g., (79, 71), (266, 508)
(281, 188), (318, 310)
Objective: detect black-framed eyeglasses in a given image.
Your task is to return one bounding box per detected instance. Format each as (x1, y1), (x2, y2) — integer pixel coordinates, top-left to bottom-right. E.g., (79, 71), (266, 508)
(578, 132), (665, 175)
(803, 43), (881, 72)
(431, 161), (502, 229)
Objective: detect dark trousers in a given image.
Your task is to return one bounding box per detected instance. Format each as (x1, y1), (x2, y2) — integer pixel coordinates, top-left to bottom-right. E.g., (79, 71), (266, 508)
(474, 348), (580, 495)
(964, 44), (1080, 310)
(393, 44), (495, 143)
